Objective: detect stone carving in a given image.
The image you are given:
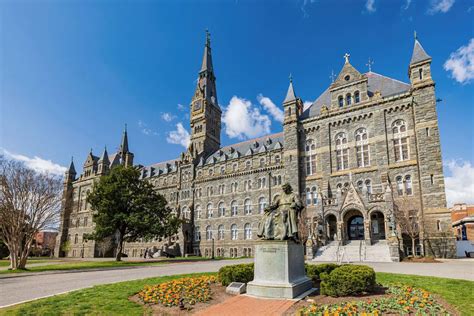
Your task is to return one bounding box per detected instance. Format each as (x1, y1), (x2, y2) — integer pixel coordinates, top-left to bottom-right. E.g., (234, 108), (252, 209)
(341, 183), (365, 210)
(257, 184), (304, 242)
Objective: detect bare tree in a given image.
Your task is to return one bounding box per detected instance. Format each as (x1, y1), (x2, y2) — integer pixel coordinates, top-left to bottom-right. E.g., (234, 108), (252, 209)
(394, 196), (422, 257)
(96, 236), (114, 258)
(0, 157), (62, 270)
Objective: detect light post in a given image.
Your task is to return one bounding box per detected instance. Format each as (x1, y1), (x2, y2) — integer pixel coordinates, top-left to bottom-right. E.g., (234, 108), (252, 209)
(211, 238), (215, 259)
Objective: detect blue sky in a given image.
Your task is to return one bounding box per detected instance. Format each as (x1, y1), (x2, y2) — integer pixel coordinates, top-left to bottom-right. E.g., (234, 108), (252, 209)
(1, 0), (473, 204)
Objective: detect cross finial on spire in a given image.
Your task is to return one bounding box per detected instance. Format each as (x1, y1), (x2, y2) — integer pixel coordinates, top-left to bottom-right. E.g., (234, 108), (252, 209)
(366, 57), (374, 72)
(205, 29), (211, 47)
(289, 73), (293, 83)
(344, 53), (350, 63)
(329, 70), (336, 83)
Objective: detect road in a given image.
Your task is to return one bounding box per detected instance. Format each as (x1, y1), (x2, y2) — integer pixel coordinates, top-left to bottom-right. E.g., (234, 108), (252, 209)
(1, 258), (473, 308)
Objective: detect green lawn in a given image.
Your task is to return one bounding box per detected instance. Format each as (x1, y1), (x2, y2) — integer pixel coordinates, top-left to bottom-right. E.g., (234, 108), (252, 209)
(0, 272), (472, 315)
(0, 259), (58, 267)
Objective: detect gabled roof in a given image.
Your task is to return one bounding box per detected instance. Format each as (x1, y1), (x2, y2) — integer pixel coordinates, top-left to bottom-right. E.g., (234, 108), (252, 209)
(301, 72), (410, 118)
(410, 39), (431, 65)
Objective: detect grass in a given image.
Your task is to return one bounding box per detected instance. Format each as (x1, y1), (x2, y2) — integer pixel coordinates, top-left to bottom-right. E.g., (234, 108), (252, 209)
(0, 258), (57, 267)
(1, 272), (471, 315)
(377, 272), (474, 315)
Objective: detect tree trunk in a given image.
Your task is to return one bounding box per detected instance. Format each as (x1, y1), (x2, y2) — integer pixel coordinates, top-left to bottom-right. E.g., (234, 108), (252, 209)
(411, 237), (416, 257)
(115, 233), (123, 262)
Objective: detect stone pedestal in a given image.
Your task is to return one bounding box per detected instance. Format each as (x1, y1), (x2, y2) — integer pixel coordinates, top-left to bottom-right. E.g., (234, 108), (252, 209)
(246, 240), (313, 299)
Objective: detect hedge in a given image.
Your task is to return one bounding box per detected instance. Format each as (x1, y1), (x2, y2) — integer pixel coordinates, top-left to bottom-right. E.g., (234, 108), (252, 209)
(305, 263), (339, 283)
(320, 264), (376, 297)
(217, 263), (254, 286)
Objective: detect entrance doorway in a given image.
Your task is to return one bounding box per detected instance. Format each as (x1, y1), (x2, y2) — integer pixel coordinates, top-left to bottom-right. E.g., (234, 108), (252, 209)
(325, 214), (337, 241)
(347, 215), (364, 240)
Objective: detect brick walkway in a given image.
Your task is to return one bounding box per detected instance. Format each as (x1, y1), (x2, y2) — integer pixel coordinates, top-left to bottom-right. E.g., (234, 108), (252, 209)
(194, 295), (296, 316)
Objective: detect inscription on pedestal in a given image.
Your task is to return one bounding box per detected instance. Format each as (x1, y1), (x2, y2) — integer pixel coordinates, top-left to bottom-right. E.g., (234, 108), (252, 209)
(261, 247), (277, 253)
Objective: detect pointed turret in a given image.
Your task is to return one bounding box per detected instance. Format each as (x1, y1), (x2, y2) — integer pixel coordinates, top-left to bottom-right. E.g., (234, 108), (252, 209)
(200, 30), (214, 74)
(98, 146), (110, 174)
(67, 157), (76, 176)
(283, 75), (297, 103)
(119, 124), (129, 154)
(410, 38), (431, 65)
(118, 125), (134, 167)
(408, 34), (433, 86)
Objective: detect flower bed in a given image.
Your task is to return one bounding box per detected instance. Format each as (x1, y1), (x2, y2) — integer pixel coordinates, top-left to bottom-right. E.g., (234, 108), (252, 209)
(298, 285), (449, 316)
(138, 275), (217, 307)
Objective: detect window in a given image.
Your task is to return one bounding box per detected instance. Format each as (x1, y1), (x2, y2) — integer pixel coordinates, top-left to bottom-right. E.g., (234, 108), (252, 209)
(220, 166), (225, 175)
(259, 158), (265, 167)
(261, 177), (266, 189)
(357, 180), (363, 192)
(195, 226), (201, 241)
(218, 225), (224, 240)
(231, 224), (238, 240)
(311, 186), (318, 204)
(258, 197), (267, 214)
(244, 223), (252, 240)
(207, 203), (213, 218)
(232, 163), (238, 172)
(306, 188), (311, 205)
(246, 160), (251, 170)
(74, 234), (78, 244)
(84, 217), (88, 227)
(437, 220), (442, 231)
(182, 206), (190, 220)
(430, 174), (434, 185)
(244, 198), (252, 215)
(355, 128), (370, 167)
(231, 200), (238, 216)
(354, 91), (360, 103)
(76, 218), (80, 228)
(305, 139), (317, 175)
(346, 93), (352, 105)
(195, 205), (202, 219)
(393, 120), (409, 162)
(419, 68), (423, 80)
(396, 176), (403, 195)
(209, 168), (214, 176)
(405, 175), (413, 195)
(365, 179), (372, 194)
(206, 226), (212, 240)
(218, 202), (225, 217)
(335, 133), (349, 170)
(338, 96), (344, 107)
(275, 155), (281, 164)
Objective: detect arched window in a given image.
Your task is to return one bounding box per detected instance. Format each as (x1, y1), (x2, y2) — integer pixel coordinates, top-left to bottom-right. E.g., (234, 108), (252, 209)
(258, 197), (267, 214)
(393, 120), (409, 161)
(357, 180), (363, 192)
(259, 158), (265, 167)
(335, 133), (349, 170)
(354, 91), (360, 103)
(275, 155), (281, 164)
(246, 160), (252, 170)
(311, 186), (318, 205)
(209, 168), (214, 176)
(220, 166), (225, 175)
(74, 234), (78, 244)
(396, 176), (403, 195)
(419, 68), (423, 80)
(306, 188), (311, 205)
(244, 223), (252, 240)
(244, 198), (252, 215)
(355, 128), (370, 167)
(305, 139), (317, 175)
(338, 96), (344, 107)
(182, 206), (190, 220)
(218, 225), (224, 240)
(207, 203), (213, 218)
(346, 93), (352, 105)
(206, 226), (212, 240)
(232, 163), (238, 172)
(365, 179), (372, 194)
(218, 202), (225, 217)
(195, 226), (201, 241)
(231, 200), (238, 216)
(405, 175), (413, 195)
(195, 205), (202, 219)
(261, 177), (266, 188)
(231, 224), (238, 240)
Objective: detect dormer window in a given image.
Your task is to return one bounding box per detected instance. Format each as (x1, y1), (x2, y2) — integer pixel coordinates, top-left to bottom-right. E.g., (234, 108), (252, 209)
(354, 91), (360, 103)
(338, 96), (344, 107)
(346, 94), (352, 106)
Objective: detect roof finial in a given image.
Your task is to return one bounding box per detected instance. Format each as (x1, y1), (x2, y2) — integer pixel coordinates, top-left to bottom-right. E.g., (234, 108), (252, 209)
(366, 57), (374, 72)
(414, 30), (417, 40)
(344, 53), (350, 64)
(329, 70), (336, 83)
(71, 156), (74, 163)
(205, 29), (211, 47)
(289, 73), (293, 83)
(124, 123), (127, 132)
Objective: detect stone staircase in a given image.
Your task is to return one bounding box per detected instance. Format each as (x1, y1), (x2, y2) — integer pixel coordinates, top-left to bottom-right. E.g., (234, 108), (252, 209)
(313, 240), (392, 263)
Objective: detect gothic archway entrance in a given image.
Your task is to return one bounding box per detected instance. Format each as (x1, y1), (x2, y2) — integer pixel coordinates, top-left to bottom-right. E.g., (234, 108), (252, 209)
(343, 209), (365, 240)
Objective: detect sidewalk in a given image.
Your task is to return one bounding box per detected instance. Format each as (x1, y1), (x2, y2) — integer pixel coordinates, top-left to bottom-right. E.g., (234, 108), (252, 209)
(194, 295), (296, 316)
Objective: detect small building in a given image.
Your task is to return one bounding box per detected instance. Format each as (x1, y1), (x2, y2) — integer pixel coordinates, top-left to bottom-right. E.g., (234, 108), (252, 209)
(451, 203), (474, 257)
(33, 231), (58, 257)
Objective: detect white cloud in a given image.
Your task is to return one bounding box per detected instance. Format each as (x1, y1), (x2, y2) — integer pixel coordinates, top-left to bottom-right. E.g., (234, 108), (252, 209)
(301, 0), (317, 18)
(257, 94), (284, 123)
(222, 96), (271, 140)
(303, 101), (313, 111)
(444, 38), (474, 84)
(428, 0), (455, 14)
(403, 0), (412, 10)
(161, 112), (176, 122)
(166, 123), (190, 148)
(444, 159), (474, 206)
(365, 0), (376, 13)
(138, 120), (158, 136)
(1, 148), (66, 176)
(177, 103), (187, 111)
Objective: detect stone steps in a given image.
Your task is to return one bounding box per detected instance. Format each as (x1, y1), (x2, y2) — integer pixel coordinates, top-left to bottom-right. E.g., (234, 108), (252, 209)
(313, 240), (393, 262)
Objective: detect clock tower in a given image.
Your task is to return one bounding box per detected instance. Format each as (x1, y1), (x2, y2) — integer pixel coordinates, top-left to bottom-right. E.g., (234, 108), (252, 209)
(190, 31), (221, 158)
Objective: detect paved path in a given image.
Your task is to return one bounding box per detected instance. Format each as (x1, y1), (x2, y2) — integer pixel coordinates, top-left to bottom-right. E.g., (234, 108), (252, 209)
(195, 295), (295, 316)
(0, 259), (252, 308)
(309, 259), (474, 281)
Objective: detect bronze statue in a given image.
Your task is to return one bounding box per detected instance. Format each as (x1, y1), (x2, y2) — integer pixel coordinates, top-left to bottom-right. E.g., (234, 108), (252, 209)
(257, 183), (304, 242)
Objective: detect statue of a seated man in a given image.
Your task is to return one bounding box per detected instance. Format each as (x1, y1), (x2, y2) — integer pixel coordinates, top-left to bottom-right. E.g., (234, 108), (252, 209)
(257, 183), (304, 242)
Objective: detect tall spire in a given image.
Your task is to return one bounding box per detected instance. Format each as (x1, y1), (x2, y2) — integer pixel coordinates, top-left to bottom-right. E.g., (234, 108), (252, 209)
(410, 37), (431, 65)
(283, 74), (297, 103)
(119, 124), (129, 154)
(67, 157), (76, 175)
(200, 29), (214, 73)
(100, 146), (110, 164)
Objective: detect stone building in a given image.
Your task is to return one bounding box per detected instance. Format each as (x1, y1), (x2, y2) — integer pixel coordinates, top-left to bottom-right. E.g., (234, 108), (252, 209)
(55, 33), (453, 261)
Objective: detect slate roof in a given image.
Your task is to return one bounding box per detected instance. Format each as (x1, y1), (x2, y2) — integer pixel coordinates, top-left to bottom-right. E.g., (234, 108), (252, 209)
(410, 39), (431, 65)
(301, 72), (411, 119)
(283, 81), (296, 103)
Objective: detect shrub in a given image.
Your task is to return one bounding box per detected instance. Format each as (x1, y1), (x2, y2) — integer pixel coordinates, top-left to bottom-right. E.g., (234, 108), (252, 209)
(305, 263), (339, 283)
(320, 264), (376, 297)
(217, 263), (254, 286)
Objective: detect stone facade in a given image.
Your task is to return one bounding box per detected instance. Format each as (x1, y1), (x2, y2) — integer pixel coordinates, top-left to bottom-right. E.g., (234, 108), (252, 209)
(55, 35), (454, 260)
